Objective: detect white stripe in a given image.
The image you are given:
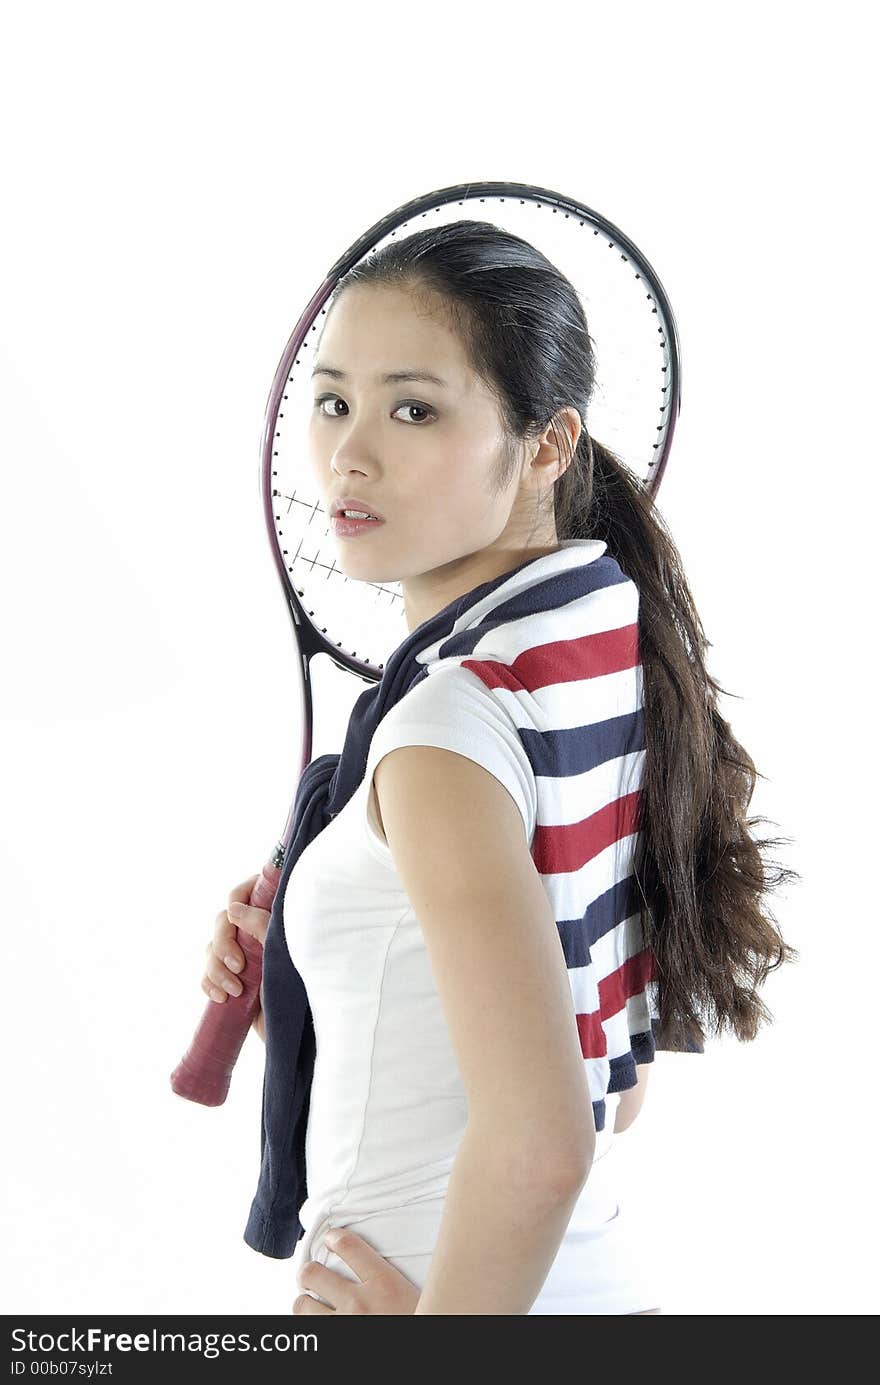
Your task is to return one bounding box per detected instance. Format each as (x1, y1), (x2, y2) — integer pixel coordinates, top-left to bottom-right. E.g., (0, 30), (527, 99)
(534, 749), (646, 827)
(486, 661), (643, 734)
(428, 579), (639, 673)
(528, 661), (644, 731)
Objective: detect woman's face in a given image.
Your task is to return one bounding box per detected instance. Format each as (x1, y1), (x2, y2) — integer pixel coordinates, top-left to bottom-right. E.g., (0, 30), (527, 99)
(307, 283), (566, 631)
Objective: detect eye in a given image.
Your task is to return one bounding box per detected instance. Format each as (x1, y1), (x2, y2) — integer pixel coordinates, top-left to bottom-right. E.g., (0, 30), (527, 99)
(393, 401), (435, 425)
(312, 394), (436, 425)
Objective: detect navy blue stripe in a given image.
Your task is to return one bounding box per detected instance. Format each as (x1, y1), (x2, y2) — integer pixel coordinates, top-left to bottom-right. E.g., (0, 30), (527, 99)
(521, 706), (645, 779)
(557, 873), (645, 966)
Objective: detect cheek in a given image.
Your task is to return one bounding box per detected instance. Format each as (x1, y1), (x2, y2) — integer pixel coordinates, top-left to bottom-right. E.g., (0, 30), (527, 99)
(446, 472), (507, 531)
(306, 438), (325, 481)
(425, 456), (497, 517)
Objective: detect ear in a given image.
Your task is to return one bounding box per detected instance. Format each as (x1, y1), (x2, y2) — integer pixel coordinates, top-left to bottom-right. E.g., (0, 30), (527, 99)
(529, 406), (582, 484)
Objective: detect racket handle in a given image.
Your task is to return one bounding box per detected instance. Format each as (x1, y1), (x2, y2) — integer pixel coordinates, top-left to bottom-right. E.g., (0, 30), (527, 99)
(169, 859), (282, 1106)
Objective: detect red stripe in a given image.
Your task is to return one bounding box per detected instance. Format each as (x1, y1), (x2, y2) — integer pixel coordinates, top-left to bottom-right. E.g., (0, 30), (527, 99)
(532, 790), (643, 875)
(574, 947), (657, 1059)
(461, 621), (639, 694)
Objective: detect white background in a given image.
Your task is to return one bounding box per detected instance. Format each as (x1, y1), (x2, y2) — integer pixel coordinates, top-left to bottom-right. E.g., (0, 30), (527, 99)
(2, 0), (876, 1317)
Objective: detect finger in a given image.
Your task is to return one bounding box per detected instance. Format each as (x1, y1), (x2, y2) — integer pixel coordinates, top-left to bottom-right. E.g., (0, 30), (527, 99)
(228, 874), (260, 910)
(204, 953), (243, 997)
(211, 911), (246, 975)
(296, 1258), (361, 1307)
(316, 1227), (381, 1281)
(201, 975), (228, 1005)
(225, 902), (270, 947)
(292, 1292), (334, 1315)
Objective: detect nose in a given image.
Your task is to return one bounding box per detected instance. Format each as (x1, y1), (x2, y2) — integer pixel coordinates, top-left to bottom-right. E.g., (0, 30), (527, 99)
(330, 454), (376, 494)
(325, 412), (383, 475)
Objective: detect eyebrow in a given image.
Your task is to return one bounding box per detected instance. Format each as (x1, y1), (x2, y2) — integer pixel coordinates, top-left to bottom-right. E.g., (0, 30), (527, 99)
(310, 363), (450, 388)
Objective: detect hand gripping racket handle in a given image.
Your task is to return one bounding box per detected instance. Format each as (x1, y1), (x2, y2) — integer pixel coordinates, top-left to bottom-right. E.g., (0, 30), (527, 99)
(169, 859), (282, 1106)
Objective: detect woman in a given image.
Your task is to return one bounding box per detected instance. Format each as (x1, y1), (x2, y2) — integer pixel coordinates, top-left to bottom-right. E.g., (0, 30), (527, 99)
(202, 222), (799, 1314)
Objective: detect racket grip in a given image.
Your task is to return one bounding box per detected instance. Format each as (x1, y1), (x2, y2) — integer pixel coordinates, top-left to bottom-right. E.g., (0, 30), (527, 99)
(169, 859), (282, 1106)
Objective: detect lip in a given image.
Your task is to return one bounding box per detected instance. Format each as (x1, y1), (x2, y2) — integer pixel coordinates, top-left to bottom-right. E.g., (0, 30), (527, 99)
(329, 496), (385, 521)
(331, 514), (385, 538)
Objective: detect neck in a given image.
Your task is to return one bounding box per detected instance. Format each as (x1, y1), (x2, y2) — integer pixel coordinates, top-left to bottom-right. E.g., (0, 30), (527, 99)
(402, 539), (562, 634)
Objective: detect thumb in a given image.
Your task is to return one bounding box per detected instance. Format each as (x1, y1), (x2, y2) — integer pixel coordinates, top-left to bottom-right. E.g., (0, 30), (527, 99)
(227, 900), (270, 946)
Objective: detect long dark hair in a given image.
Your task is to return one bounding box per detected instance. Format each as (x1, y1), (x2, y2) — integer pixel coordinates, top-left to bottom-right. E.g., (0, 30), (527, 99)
(334, 220), (801, 1052)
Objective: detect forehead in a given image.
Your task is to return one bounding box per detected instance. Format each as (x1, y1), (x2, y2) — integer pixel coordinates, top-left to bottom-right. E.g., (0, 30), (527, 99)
(317, 284), (469, 383)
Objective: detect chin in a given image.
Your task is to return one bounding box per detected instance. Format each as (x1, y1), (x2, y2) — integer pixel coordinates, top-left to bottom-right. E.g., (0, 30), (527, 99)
(332, 550), (393, 580)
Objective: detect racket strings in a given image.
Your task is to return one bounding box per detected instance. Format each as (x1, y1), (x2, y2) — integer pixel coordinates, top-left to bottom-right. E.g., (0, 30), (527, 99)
(273, 483), (405, 665)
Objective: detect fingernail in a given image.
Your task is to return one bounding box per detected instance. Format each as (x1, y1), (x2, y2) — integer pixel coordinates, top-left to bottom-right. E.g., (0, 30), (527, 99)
(224, 956), (242, 972)
(222, 979), (241, 995)
(229, 903), (244, 919)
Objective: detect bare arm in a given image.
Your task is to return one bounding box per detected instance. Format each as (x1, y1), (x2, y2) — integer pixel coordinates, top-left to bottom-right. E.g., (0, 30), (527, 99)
(372, 743), (596, 1315)
(614, 1062), (651, 1134)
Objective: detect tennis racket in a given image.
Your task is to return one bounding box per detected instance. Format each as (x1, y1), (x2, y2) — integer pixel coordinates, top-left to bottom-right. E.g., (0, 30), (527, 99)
(169, 178), (682, 1106)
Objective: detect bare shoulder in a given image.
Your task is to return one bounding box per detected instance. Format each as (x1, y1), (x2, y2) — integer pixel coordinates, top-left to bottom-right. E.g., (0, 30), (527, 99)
(372, 743), (532, 880)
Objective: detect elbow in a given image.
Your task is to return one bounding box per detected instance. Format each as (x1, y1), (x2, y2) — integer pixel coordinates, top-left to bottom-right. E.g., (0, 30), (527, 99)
(466, 1105), (595, 1199)
(544, 1116), (597, 1194)
(550, 1149), (594, 1198)
(497, 1140), (594, 1201)
(531, 1154), (593, 1202)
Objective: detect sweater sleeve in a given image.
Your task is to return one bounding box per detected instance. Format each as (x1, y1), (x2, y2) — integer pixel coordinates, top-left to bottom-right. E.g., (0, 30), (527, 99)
(362, 663), (538, 858)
